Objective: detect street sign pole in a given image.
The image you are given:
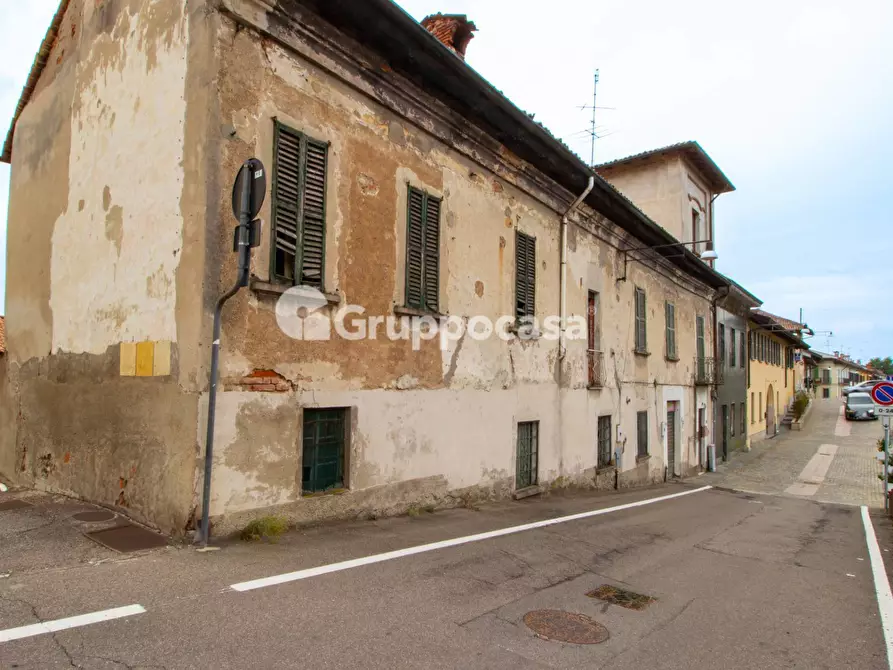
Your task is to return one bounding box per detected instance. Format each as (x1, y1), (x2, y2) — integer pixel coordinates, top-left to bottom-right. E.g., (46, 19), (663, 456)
(886, 419), (891, 513)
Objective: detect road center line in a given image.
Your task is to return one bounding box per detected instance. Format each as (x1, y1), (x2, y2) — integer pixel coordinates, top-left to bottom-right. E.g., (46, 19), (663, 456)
(0, 605), (146, 644)
(861, 506), (893, 669)
(230, 485), (713, 592)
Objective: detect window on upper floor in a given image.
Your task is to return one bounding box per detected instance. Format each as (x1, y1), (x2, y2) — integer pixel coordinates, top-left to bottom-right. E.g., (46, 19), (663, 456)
(730, 328), (737, 367)
(272, 121), (329, 289)
(515, 231), (536, 321)
(665, 302), (677, 360)
(405, 185), (441, 312)
(634, 288), (647, 354)
(718, 324), (725, 365)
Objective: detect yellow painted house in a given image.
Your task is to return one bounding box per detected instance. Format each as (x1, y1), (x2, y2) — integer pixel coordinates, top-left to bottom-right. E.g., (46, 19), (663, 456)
(747, 311), (805, 444)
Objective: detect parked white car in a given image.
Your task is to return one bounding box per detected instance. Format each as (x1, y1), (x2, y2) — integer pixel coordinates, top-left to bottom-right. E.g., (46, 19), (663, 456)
(844, 392), (878, 421)
(843, 380), (882, 396)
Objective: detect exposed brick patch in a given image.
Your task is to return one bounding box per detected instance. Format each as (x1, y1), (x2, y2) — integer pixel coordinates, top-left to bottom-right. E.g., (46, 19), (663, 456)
(224, 370), (293, 392)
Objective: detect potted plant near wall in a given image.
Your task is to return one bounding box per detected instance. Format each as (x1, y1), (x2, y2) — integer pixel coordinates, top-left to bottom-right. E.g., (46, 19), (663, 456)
(791, 391), (810, 431)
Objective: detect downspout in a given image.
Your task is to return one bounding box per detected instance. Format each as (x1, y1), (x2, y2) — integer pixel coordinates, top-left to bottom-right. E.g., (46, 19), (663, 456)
(559, 176), (595, 360)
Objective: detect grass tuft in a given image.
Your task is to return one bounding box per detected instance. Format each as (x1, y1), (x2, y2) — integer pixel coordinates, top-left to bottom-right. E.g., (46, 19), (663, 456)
(240, 515), (289, 542)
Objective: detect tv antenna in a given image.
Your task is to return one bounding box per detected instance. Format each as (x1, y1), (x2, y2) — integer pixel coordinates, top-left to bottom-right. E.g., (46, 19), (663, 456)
(577, 70), (616, 167)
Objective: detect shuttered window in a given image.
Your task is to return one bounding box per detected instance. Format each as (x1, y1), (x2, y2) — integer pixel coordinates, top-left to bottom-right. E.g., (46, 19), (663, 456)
(634, 288), (647, 353)
(636, 411), (649, 458)
(730, 328), (737, 367)
(665, 302), (677, 359)
(272, 122), (328, 288)
(515, 231), (536, 320)
(405, 185), (441, 312)
(718, 323), (725, 365)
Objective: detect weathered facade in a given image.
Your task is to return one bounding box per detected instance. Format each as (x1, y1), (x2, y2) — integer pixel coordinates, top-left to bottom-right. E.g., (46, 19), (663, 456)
(1, 0), (727, 534)
(716, 282), (762, 458)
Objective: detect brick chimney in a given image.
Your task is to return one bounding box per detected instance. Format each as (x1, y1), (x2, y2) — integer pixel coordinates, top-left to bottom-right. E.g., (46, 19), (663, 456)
(421, 14), (477, 60)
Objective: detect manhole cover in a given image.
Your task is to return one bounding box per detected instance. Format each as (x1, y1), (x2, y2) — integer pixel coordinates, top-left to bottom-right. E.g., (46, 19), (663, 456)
(86, 524), (168, 553)
(587, 584), (657, 610)
(523, 610), (609, 644)
(72, 510), (116, 523)
(0, 499), (33, 511)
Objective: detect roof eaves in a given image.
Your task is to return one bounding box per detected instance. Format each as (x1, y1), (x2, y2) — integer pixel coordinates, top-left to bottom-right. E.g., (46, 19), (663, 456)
(1, 0), (69, 164)
(595, 140), (735, 194)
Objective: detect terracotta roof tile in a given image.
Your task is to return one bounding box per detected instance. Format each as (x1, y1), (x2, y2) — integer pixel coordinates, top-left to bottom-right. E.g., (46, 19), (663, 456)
(752, 309), (803, 332)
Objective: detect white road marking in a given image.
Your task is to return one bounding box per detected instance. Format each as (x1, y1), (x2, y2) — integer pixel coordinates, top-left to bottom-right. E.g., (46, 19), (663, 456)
(835, 404), (852, 437)
(861, 506), (893, 669)
(0, 605), (146, 644)
(785, 444), (838, 497)
(231, 486), (713, 592)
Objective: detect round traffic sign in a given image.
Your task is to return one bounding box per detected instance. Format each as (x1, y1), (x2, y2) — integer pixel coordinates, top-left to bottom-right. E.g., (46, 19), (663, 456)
(871, 382), (893, 406)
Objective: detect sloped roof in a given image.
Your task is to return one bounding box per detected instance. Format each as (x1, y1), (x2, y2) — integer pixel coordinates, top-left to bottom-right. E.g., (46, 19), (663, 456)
(595, 141), (735, 194)
(749, 310), (807, 348)
(752, 309), (803, 332)
(1, 0), (69, 163)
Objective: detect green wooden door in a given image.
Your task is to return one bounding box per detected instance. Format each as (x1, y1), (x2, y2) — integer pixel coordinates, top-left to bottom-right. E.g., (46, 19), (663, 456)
(302, 409), (346, 493)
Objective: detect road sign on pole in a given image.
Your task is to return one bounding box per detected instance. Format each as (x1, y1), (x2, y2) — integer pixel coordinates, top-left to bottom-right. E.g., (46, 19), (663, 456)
(871, 382), (893, 406)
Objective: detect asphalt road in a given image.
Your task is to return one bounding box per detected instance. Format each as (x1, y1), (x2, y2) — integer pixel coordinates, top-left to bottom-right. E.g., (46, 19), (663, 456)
(1, 481), (892, 669)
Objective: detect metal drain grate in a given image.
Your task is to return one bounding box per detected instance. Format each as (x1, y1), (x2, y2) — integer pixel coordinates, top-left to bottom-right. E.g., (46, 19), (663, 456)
(72, 510), (116, 523)
(86, 524), (168, 553)
(587, 584), (657, 610)
(0, 499), (33, 511)
(523, 610), (609, 644)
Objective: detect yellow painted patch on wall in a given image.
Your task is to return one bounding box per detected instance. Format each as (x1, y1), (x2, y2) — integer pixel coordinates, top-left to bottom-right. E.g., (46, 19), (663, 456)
(136, 342), (155, 377)
(153, 341), (172, 376)
(120, 343), (137, 376)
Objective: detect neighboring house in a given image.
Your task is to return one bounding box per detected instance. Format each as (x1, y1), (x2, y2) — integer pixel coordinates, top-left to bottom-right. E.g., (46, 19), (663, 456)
(716, 280), (762, 459)
(596, 141), (735, 267)
(747, 311), (808, 442)
(811, 351), (872, 398)
(0, 0), (728, 534)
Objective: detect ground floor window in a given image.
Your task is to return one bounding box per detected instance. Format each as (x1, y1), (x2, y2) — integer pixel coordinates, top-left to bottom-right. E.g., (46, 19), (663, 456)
(516, 421), (539, 489)
(636, 411), (648, 458)
(730, 404), (736, 437)
(751, 393), (755, 423)
(302, 408), (347, 494)
(598, 415), (613, 467)
(822, 388), (830, 399)
(740, 403), (746, 434)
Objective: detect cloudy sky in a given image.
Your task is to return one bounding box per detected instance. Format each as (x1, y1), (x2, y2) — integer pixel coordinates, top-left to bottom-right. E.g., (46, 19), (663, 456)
(1, 0), (891, 360)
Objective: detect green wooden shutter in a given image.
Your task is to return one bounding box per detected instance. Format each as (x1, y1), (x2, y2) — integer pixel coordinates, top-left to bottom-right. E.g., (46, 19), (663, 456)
(665, 302), (676, 358)
(272, 124), (301, 283)
(272, 123), (327, 288)
(406, 187), (425, 309)
(515, 232), (535, 319)
(635, 288), (647, 352)
(423, 196), (440, 312)
(299, 139), (328, 288)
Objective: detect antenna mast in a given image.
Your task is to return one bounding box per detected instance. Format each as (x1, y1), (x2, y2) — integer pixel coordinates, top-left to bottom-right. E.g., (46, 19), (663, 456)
(590, 70), (599, 167)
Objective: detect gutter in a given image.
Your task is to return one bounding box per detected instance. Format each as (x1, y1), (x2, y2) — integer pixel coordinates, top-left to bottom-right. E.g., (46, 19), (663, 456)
(559, 176), (595, 359)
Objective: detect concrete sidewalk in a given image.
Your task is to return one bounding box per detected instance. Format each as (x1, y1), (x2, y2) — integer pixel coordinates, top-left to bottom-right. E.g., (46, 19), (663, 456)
(703, 398), (885, 507)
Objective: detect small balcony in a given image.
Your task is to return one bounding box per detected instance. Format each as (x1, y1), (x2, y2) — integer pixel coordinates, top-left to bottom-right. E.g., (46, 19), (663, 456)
(694, 357), (723, 386)
(588, 350), (605, 388)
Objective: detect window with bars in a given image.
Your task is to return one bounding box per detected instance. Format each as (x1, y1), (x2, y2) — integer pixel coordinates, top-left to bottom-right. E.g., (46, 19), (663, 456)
(634, 288), (647, 353)
(405, 186), (441, 312)
(636, 411), (648, 458)
(272, 122), (328, 288)
(597, 415), (612, 468)
(665, 302), (677, 360)
(515, 231), (536, 321)
(730, 328), (737, 367)
(516, 421), (539, 489)
(302, 408), (347, 494)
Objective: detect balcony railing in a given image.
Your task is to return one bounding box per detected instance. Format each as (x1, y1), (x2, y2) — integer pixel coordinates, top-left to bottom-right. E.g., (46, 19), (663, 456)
(588, 350), (605, 388)
(694, 357), (723, 386)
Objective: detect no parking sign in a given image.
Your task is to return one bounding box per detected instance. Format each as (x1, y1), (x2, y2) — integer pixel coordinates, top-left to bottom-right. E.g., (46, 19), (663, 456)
(871, 382), (893, 416)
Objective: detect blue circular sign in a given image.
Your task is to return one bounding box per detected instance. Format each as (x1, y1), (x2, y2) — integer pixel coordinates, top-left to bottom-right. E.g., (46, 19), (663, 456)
(871, 383), (893, 406)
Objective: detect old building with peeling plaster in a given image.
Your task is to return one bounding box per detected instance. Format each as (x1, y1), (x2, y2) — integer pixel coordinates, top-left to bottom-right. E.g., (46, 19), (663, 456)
(0, 0), (732, 535)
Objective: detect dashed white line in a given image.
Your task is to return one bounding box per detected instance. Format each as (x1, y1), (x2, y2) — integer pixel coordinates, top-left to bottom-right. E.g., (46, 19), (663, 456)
(862, 506), (893, 669)
(230, 485), (713, 592)
(0, 605), (146, 644)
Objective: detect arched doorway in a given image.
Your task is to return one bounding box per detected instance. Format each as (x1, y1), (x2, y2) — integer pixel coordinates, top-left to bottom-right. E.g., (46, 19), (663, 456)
(766, 384), (776, 437)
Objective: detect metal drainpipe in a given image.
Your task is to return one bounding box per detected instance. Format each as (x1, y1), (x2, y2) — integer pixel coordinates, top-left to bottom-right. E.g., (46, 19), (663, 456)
(559, 176), (595, 360)
(710, 285), (730, 468)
